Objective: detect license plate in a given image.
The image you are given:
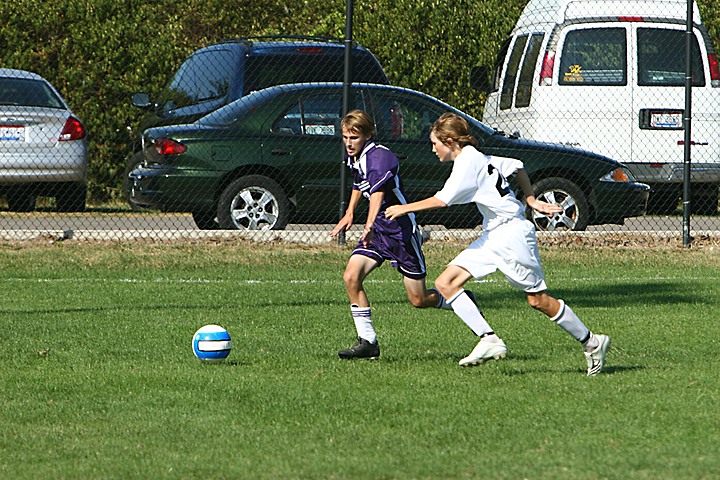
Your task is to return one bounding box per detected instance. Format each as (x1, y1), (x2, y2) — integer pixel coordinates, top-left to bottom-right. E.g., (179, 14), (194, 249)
(0, 126), (25, 141)
(650, 111), (682, 129)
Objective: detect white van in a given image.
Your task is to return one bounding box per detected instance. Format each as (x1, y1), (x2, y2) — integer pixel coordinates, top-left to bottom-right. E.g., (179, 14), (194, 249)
(477, 0), (720, 214)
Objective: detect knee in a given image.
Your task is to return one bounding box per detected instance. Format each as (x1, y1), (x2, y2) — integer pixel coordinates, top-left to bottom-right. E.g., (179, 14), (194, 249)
(433, 277), (452, 299)
(526, 294), (544, 311)
(407, 292), (425, 308)
(343, 269), (362, 290)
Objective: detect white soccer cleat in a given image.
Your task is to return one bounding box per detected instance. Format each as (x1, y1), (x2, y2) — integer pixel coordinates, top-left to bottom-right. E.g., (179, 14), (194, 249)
(459, 339), (508, 367)
(585, 334), (611, 376)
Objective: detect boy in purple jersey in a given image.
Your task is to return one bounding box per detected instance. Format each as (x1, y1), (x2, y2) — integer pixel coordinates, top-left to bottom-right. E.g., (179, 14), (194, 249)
(386, 112), (610, 376)
(330, 110), (457, 360)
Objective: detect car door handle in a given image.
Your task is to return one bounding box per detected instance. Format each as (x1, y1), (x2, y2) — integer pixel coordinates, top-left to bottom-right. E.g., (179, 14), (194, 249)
(271, 148), (291, 156)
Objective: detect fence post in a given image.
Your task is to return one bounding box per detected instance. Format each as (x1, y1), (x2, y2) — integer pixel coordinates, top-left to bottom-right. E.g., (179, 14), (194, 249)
(682, 0), (693, 247)
(338, 0), (355, 246)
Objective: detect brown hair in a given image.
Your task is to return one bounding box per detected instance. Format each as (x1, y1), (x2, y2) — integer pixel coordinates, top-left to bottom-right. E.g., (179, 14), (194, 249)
(430, 112), (477, 147)
(341, 109), (376, 138)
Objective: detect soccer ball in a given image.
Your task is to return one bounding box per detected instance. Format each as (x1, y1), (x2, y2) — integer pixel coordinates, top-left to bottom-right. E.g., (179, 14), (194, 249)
(192, 324), (232, 363)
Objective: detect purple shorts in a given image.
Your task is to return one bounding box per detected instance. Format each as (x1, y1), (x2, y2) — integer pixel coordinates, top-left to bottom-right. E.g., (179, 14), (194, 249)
(351, 226), (426, 280)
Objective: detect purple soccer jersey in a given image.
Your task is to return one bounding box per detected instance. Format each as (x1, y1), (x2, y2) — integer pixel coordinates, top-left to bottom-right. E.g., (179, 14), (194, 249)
(346, 141), (426, 279)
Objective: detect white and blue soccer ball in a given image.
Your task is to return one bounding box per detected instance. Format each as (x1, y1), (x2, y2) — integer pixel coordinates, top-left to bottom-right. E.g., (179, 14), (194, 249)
(192, 324), (232, 363)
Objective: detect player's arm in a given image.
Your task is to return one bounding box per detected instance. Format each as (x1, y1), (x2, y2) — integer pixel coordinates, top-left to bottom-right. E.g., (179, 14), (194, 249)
(330, 189), (363, 236)
(360, 191), (384, 246)
(516, 168), (562, 215)
(385, 196), (447, 221)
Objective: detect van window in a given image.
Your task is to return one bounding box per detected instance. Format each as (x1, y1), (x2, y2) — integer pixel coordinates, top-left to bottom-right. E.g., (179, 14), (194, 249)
(638, 28), (704, 87)
(168, 49), (235, 106)
(559, 28), (627, 85)
(491, 38), (512, 92)
(515, 33), (545, 108)
(500, 35), (528, 109)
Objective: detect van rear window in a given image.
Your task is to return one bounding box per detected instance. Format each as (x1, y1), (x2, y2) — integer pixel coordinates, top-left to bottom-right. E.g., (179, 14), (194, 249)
(638, 28), (704, 87)
(559, 28), (627, 86)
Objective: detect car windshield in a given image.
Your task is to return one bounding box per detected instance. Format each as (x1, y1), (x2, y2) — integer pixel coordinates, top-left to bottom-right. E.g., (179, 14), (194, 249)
(0, 77), (66, 109)
(197, 89), (277, 126)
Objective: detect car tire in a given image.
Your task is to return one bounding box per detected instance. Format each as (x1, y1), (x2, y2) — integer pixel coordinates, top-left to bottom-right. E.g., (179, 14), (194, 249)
(56, 183), (87, 212)
(7, 190), (36, 212)
(527, 177), (589, 231)
(192, 211), (219, 230)
(217, 175), (290, 230)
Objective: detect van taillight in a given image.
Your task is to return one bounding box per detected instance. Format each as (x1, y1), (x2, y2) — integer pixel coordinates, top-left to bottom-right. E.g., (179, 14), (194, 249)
(59, 116), (86, 141)
(618, 16), (643, 22)
(708, 53), (720, 86)
(539, 51), (555, 85)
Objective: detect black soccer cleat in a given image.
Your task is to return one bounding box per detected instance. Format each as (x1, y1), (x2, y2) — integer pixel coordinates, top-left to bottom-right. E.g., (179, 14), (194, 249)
(338, 337), (380, 360)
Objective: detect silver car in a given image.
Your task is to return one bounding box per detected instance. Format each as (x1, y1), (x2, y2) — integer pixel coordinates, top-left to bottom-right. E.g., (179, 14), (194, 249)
(0, 68), (88, 211)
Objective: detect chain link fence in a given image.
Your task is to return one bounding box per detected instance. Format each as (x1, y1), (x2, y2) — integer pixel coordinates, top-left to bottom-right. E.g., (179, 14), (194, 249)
(1, 2), (719, 244)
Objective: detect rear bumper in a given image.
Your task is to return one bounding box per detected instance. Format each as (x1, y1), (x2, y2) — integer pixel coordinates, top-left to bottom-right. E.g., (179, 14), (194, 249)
(127, 165), (220, 212)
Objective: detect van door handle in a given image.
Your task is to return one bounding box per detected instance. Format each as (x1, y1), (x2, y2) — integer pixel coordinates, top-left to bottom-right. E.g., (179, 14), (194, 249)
(271, 148), (291, 156)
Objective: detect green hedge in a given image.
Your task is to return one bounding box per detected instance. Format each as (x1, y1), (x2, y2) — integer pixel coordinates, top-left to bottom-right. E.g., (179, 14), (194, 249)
(0, 0), (717, 203)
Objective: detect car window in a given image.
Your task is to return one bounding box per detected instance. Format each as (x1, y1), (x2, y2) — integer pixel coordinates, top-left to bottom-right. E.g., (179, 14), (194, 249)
(0, 78), (65, 109)
(167, 49), (235, 108)
(558, 28), (627, 85)
(515, 33), (544, 108)
(371, 91), (444, 141)
(273, 93), (342, 136)
(198, 89), (273, 126)
(244, 52), (386, 95)
(638, 28), (704, 86)
(500, 35), (528, 110)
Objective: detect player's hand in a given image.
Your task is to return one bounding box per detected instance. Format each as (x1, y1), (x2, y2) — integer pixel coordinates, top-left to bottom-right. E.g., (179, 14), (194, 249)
(384, 205), (405, 221)
(360, 228), (374, 247)
(527, 197), (563, 216)
(330, 215), (352, 237)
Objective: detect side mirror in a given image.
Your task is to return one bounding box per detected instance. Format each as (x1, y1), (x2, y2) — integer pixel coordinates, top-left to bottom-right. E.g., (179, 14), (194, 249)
(131, 92), (152, 110)
(470, 66), (491, 92)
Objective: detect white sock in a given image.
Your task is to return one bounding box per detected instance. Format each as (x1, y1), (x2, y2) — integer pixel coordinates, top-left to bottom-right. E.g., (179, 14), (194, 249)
(351, 305), (376, 344)
(430, 288), (452, 310)
(448, 290), (494, 337)
(551, 299), (591, 344)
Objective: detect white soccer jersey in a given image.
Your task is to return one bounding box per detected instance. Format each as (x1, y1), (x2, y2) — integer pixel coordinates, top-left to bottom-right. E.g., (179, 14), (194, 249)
(434, 146), (525, 231)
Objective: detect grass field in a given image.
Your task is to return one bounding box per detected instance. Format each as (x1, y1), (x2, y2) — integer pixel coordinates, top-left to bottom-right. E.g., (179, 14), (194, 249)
(1, 238), (718, 479)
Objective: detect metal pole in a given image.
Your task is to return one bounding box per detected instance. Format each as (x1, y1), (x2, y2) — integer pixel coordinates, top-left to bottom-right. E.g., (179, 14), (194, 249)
(681, 0), (693, 246)
(338, 0), (354, 246)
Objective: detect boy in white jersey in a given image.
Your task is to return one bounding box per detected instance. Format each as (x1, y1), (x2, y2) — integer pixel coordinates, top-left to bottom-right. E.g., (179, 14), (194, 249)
(330, 110), (460, 360)
(385, 112), (610, 376)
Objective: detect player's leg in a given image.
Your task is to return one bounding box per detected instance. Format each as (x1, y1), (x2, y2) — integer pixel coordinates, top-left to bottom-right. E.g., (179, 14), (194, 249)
(435, 264), (507, 366)
(339, 254), (381, 360)
(527, 291), (610, 376)
(402, 276), (448, 309)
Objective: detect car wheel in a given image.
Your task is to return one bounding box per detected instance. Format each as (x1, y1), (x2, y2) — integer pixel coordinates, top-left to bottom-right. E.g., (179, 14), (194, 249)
(192, 211), (219, 230)
(56, 183), (87, 212)
(7, 190), (36, 212)
(217, 175), (290, 230)
(528, 177), (589, 231)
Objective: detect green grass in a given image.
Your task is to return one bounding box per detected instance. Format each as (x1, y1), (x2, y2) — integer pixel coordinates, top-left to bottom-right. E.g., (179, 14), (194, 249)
(0, 239), (718, 479)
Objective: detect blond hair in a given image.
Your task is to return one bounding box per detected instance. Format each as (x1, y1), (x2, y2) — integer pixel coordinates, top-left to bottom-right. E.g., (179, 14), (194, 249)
(341, 109), (376, 138)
